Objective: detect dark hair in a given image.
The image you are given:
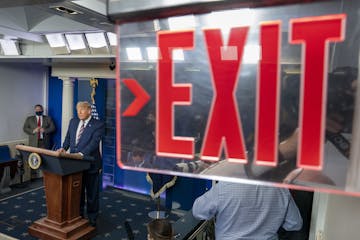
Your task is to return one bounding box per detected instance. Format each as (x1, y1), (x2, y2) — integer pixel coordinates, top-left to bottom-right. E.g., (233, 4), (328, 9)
(34, 104), (43, 110)
(147, 219), (173, 240)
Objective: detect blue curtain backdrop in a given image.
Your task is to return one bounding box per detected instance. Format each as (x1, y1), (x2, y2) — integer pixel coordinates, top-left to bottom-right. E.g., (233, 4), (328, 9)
(47, 76), (63, 150)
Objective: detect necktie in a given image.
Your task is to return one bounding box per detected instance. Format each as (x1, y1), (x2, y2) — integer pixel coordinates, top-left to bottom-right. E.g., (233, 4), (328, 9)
(37, 117), (41, 139)
(77, 121), (85, 145)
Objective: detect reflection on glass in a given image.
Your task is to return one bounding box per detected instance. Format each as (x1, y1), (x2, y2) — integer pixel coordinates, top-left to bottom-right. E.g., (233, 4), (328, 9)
(146, 47), (159, 61)
(126, 47), (143, 61)
(168, 15), (196, 30)
(117, 0), (360, 196)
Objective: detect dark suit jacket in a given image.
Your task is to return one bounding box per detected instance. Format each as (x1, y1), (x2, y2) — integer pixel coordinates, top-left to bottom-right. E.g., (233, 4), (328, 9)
(62, 117), (105, 173)
(23, 115), (55, 149)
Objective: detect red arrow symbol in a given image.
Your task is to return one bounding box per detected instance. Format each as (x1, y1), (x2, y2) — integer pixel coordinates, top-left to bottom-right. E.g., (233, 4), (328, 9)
(122, 78), (151, 117)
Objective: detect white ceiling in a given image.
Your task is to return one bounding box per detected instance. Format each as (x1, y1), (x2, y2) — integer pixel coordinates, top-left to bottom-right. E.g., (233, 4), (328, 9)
(0, 0), (115, 60)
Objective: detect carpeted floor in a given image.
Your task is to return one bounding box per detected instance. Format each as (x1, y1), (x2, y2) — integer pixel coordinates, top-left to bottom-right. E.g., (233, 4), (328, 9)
(0, 182), (184, 240)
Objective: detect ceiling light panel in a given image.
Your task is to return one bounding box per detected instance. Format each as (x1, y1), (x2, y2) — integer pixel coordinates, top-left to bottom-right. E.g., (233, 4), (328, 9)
(243, 45), (260, 64)
(107, 32), (117, 54)
(168, 15), (196, 30)
(45, 33), (70, 55)
(85, 33), (107, 48)
(45, 33), (67, 48)
(146, 47), (159, 61)
(107, 32), (117, 46)
(65, 33), (87, 50)
(126, 47), (143, 61)
(173, 49), (184, 61)
(85, 32), (109, 54)
(0, 39), (20, 55)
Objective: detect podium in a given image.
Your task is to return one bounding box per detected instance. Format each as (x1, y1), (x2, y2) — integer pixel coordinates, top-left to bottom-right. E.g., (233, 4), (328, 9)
(16, 145), (96, 240)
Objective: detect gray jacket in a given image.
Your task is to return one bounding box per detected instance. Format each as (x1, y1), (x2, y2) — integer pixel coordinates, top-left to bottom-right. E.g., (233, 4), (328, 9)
(23, 115), (55, 149)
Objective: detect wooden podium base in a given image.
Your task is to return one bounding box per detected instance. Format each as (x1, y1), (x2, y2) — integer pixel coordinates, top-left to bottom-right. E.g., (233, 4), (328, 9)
(16, 145), (96, 240)
(28, 217), (96, 240)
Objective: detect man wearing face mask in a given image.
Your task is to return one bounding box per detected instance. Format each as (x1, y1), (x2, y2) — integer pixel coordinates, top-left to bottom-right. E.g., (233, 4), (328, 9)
(23, 104), (56, 179)
(23, 104), (56, 150)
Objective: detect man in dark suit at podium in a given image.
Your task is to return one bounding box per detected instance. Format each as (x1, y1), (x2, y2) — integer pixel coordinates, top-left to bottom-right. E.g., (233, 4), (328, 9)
(58, 101), (105, 227)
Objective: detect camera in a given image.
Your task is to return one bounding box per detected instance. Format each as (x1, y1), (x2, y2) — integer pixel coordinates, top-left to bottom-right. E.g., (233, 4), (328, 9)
(109, 61), (115, 71)
(327, 67), (357, 132)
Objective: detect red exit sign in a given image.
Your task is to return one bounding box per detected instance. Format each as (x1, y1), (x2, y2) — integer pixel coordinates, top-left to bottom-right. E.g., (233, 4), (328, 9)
(118, 14), (346, 172)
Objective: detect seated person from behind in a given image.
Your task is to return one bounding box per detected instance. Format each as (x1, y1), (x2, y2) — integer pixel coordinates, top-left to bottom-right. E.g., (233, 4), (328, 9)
(128, 150), (146, 167)
(147, 219), (173, 240)
(192, 181), (302, 240)
(126, 148), (153, 168)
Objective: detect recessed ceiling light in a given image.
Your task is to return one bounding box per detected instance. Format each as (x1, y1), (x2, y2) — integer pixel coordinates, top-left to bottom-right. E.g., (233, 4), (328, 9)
(53, 6), (82, 15)
(99, 22), (113, 26)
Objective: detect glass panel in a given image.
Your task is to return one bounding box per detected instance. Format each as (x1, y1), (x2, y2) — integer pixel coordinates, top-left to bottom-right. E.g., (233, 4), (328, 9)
(116, 0), (360, 195)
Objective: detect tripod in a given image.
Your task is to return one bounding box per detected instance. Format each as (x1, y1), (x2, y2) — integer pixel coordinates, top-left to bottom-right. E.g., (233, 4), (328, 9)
(148, 196), (168, 219)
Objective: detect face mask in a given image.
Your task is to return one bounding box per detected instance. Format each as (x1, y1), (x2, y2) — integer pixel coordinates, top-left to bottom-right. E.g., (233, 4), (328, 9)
(35, 111), (43, 116)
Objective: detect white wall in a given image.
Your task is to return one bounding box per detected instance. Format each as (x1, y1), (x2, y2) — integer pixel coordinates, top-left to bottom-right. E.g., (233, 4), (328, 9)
(324, 194), (360, 239)
(0, 62), (48, 143)
(311, 191), (360, 240)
